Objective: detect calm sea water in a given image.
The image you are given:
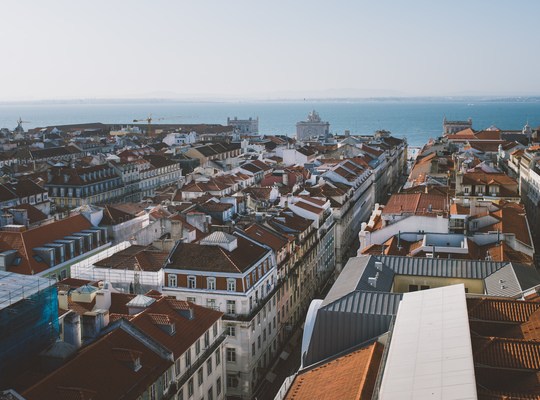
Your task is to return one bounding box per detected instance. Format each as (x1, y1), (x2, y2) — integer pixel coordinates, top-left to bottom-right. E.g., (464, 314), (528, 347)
(0, 100), (539, 146)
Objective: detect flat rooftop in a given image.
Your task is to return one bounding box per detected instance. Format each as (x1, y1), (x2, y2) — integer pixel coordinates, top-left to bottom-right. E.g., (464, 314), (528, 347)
(0, 271), (55, 312)
(379, 284), (477, 400)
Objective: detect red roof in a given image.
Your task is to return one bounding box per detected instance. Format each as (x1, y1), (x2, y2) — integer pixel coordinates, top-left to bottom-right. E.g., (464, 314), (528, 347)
(22, 327), (172, 400)
(0, 214), (93, 274)
(383, 193), (448, 215)
(285, 342), (384, 400)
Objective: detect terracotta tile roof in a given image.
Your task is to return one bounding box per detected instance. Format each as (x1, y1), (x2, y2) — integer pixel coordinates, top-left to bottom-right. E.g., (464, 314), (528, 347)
(56, 278), (94, 291)
(448, 127), (476, 139)
(298, 195), (326, 207)
(450, 202), (470, 215)
(467, 298), (540, 323)
(462, 171), (518, 187)
(244, 223), (288, 252)
(472, 336), (540, 370)
(285, 341), (383, 400)
(382, 193), (448, 215)
(293, 201), (324, 215)
(47, 164), (119, 186)
(360, 144), (384, 157)
(4, 203), (48, 224)
(486, 242), (534, 264)
(468, 140), (518, 153)
(475, 130), (503, 140)
(167, 234), (269, 273)
(22, 327), (172, 400)
(477, 203), (531, 246)
(269, 212), (312, 234)
(129, 298), (222, 359)
(94, 245), (168, 272)
(242, 187), (273, 200)
(477, 388), (540, 400)
(0, 213), (93, 275)
(199, 201), (233, 212)
(100, 203), (147, 225)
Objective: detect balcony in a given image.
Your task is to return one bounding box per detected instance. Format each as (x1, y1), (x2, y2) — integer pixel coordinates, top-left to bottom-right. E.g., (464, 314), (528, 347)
(166, 332), (227, 399)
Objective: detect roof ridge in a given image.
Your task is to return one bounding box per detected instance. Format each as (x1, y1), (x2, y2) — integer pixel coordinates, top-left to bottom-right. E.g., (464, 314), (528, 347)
(218, 246), (242, 273)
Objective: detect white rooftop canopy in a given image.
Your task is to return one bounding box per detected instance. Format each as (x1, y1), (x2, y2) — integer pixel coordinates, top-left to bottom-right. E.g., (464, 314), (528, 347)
(379, 284), (477, 400)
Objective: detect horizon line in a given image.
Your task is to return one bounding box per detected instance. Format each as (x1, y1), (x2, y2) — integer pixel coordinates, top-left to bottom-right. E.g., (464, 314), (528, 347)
(2, 94), (540, 105)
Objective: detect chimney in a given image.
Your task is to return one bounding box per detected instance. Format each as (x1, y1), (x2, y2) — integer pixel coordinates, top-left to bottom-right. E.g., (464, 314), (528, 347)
(95, 283), (112, 310)
(63, 311), (82, 349)
(58, 290), (69, 310)
(282, 172), (289, 186)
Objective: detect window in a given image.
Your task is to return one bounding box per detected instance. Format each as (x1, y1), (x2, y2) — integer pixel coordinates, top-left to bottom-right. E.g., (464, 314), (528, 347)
(207, 298), (216, 310)
(226, 347), (236, 363)
(213, 322), (218, 337)
(263, 328), (267, 342)
(258, 335), (261, 349)
(226, 300), (236, 315)
(215, 349), (221, 366)
(196, 339), (201, 355)
(217, 377), (222, 396)
(185, 348), (191, 368)
(198, 368), (204, 386)
(208, 386), (214, 400)
(207, 358), (213, 376)
(227, 374), (239, 388)
(226, 325), (236, 337)
(408, 284), (418, 292)
(204, 331), (210, 348)
(168, 274), (177, 288)
(188, 276), (196, 289)
(187, 296), (196, 304)
(227, 278), (236, 291)
(188, 378), (194, 397)
(420, 285), (430, 290)
(178, 387), (183, 400)
(149, 384), (156, 400)
(175, 358), (181, 376)
(246, 275), (251, 289)
(252, 342), (255, 356)
(207, 277), (216, 290)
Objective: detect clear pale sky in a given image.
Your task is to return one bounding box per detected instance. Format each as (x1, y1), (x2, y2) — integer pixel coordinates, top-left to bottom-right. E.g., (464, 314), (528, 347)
(1, 0), (539, 100)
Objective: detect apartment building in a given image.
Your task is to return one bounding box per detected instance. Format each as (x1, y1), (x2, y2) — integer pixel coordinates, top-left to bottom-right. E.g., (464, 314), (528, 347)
(161, 230), (279, 399)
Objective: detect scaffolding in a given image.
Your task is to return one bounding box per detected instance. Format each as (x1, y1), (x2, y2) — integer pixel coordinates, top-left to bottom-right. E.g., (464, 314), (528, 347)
(0, 271), (59, 388)
(70, 241), (163, 293)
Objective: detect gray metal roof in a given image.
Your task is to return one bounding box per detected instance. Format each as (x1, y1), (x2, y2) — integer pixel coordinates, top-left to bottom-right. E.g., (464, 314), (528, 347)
(323, 290), (402, 315)
(376, 255), (506, 279)
(484, 263), (540, 297)
(305, 291), (401, 367)
(511, 263), (540, 291)
(321, 256), (395, 307)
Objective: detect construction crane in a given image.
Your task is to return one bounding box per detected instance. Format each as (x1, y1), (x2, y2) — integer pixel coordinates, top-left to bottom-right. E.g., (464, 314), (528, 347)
(132, 114), (190, 137)
(15, 117), (31, 132)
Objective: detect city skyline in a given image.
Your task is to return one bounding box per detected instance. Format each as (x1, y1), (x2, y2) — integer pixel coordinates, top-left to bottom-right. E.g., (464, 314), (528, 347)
(2, 1), (540, 101)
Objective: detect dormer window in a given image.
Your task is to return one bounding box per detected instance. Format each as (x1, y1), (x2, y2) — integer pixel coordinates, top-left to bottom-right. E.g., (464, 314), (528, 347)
(168, 274), (177, 288)
(227, 279), (236, 292)
(207, 277), (216, 290)
(188, 276), (196, 289)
